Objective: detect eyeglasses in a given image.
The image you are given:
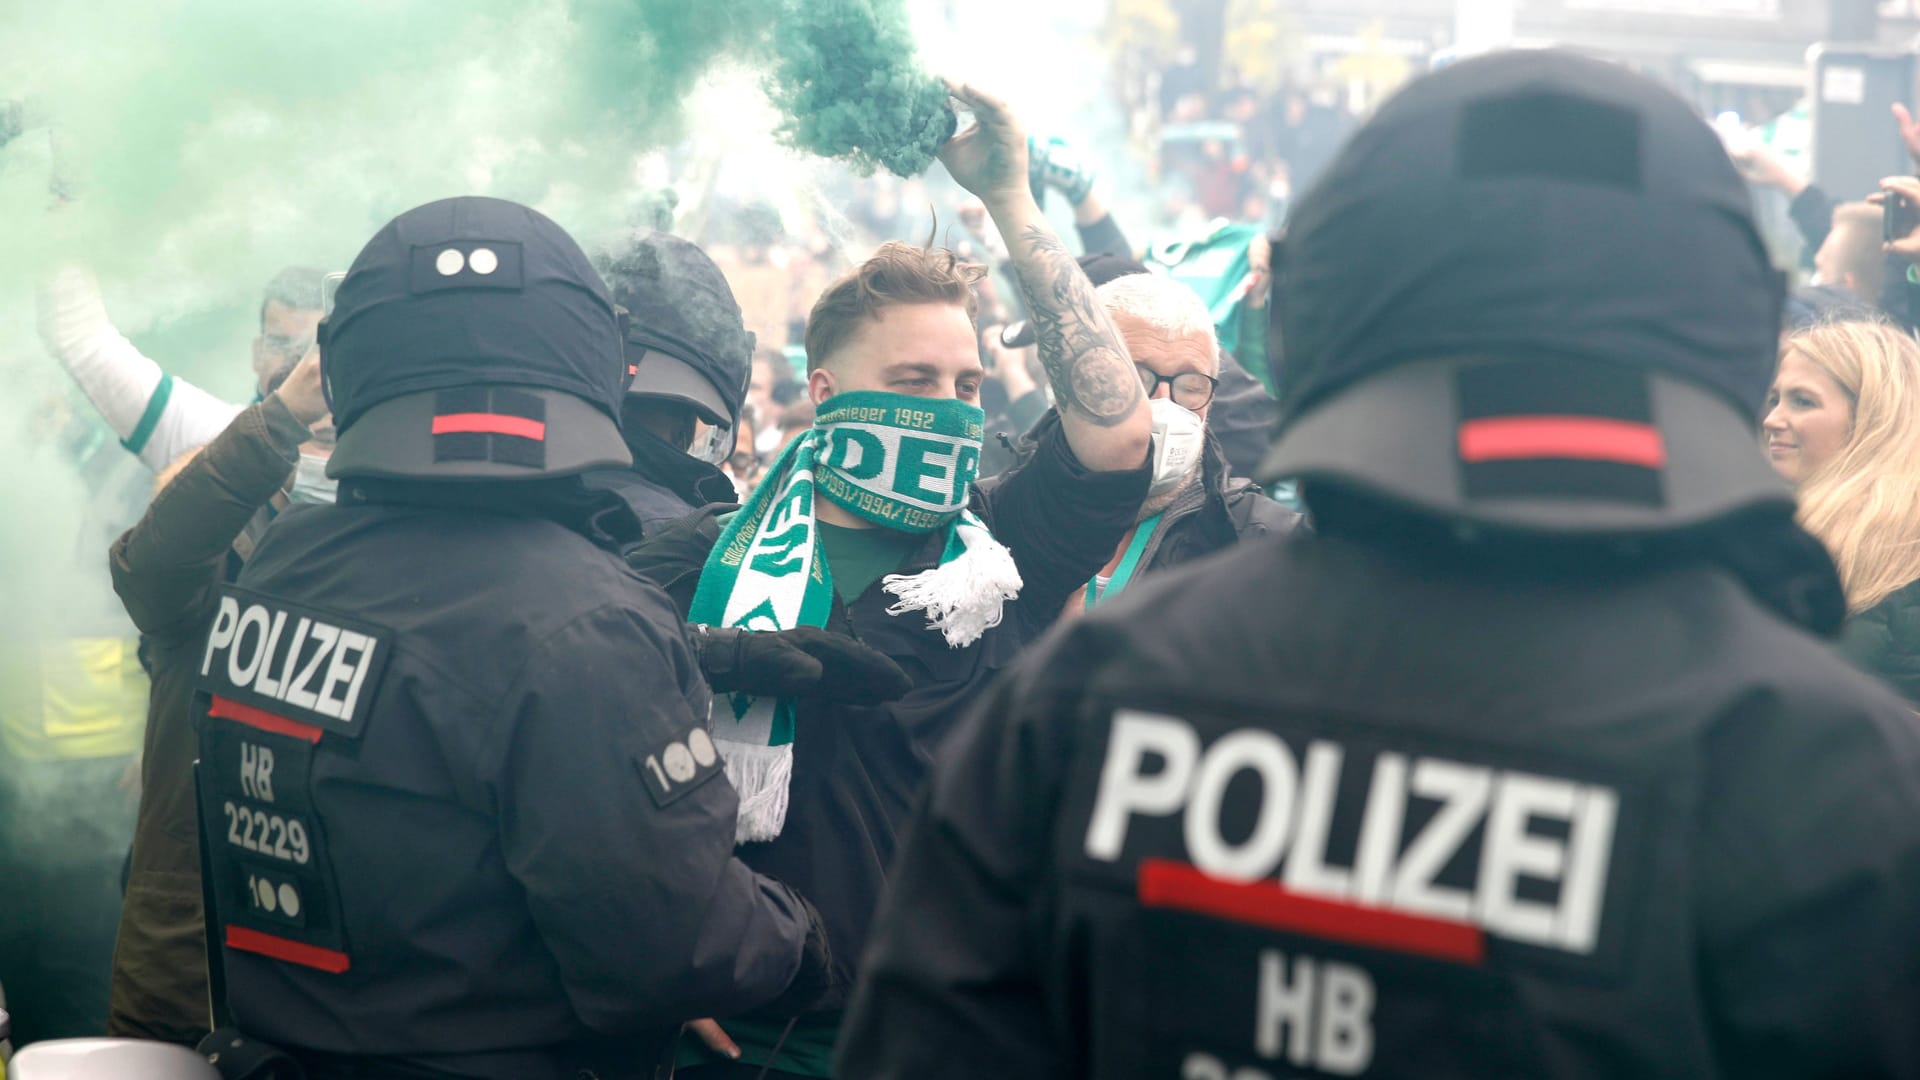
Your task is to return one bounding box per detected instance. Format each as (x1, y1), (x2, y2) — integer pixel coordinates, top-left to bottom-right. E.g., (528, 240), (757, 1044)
(1138, 364), (1218, 411)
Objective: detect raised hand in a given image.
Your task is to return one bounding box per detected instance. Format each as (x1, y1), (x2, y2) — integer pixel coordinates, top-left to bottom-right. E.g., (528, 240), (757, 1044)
(938, 82), (1031, 207)
(271, 345), (330, 429)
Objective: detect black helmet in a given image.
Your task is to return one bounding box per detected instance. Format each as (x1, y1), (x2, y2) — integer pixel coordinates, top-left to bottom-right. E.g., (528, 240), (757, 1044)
(320, 196), (632, 480)
(601, 231), (753, 433)
(1258, 50), (1791, 534)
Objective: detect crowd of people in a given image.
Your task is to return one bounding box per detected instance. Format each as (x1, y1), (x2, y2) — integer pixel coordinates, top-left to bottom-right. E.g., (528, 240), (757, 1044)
(9, 41), (1920, 1080)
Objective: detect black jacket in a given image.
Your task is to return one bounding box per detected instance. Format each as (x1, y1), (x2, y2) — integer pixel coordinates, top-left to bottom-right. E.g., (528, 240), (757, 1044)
(840, 525), (1920, 1079)
(108, 395), (307, 1046)
(1137, 438), (1301, 579)
(1841, 578), (1920, 707)
(630, 420), (1148, 1009)
(197, 487), (813, 1079)
(993, 413), (1298, 593)
(1206, 351), (1280, 480)
(985, 365), (1277, 484)
(582, 425), (739, 549)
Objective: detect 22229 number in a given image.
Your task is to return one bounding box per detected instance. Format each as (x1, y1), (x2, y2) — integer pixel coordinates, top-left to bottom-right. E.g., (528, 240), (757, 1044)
(223, 801), (311, 865)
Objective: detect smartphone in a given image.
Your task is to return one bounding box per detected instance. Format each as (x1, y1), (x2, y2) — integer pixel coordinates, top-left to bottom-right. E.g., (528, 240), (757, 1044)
(1887, 193), (1920, 243)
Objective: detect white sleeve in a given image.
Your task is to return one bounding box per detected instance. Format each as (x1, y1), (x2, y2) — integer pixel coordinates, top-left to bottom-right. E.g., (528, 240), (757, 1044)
(38, 266), (245, 471)
(141, 376), (247, 472)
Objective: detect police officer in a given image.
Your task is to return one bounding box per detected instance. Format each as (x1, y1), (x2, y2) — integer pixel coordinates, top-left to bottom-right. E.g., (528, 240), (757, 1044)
(588, 229), (914, 717)
(838, 52), (1920, 1078)
(194, 196), (830, 1080)
(586, 230), (751, 538)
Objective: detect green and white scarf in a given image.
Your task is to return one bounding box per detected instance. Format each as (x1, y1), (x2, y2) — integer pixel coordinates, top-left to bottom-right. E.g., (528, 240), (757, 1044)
(690, 391), (1022, 842)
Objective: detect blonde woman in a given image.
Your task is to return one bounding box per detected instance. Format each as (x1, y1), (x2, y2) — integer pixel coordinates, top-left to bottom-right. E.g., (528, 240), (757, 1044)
(1765, 318), (1920, 703)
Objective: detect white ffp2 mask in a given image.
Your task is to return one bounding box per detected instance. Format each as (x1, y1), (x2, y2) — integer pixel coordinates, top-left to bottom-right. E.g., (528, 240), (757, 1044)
(1147, 396), (1206, 499)
(288, 452), (338, 505)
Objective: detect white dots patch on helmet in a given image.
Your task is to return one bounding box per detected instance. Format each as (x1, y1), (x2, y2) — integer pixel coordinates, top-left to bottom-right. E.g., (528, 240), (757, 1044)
(663, 741), (696, 783)
(688, 728), (717, 767)
(435, 248), (465, 276)
(468, 247), (499, 275)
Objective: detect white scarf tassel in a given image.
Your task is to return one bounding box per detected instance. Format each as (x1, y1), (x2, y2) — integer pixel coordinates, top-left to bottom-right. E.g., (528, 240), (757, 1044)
(718, 740), (793, 844)
(881, 522), (1023, 649)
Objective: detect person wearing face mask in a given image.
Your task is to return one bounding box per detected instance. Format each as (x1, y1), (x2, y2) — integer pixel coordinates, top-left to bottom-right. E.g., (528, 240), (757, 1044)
(585, 231), (754, 540)
(985, 255), (1283, 485)
(194, 196), (834, 1080)
(592, 231), (913, 730)
(991, 271), (1300, 616)
(645, 82), (1152, 1079)
(102, 343), (332, 1047)
(38, 264), (326, 472)
(1766, 318), (1920, 704)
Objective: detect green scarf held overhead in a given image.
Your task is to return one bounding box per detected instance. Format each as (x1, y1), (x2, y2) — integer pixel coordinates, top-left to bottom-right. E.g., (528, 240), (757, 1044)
(690, 390), (1023, 843)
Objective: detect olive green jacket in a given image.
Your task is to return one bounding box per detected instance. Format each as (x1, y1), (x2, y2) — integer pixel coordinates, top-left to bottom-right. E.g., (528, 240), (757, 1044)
(105, 396), (305, 1044)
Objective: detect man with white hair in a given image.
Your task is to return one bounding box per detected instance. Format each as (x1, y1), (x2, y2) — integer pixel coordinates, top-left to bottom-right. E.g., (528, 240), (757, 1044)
(990, 270), (1300, 614)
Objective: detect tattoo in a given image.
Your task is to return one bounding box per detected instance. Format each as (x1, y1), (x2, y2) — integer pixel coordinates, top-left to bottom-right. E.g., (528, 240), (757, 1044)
(1013, 225), (1143, 427)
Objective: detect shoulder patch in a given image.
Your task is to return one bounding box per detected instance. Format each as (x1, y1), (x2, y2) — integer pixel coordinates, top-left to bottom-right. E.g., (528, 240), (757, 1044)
(197, 586), (394, 740)
(638, 726), (725, 808)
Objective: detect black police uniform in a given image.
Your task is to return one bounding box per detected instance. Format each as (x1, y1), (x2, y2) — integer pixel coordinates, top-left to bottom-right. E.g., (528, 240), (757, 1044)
(199, 499), (812, 1078)
(840, 526), (1920, 1079)
(584, 424), (738, 541)
(192, 197), (822, 1080)
(584, 231), (754, 542)
(840, 51), (1920, 1079)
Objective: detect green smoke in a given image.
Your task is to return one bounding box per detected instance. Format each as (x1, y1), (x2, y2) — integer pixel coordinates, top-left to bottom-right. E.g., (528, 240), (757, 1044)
(766, 0), (954, 178)
(0, 0), (954, 850)
(0, 0), (948, 342)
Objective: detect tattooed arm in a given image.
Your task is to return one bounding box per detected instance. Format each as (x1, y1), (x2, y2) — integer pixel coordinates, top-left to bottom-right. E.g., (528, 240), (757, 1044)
(940, 83), (1152, 472)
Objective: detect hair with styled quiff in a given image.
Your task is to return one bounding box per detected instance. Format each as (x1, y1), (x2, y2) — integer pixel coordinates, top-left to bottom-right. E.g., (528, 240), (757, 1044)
(804, 241), (986, 372)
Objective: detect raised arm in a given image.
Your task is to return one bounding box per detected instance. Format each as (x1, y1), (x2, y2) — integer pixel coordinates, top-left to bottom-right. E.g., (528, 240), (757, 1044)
(939, 84), (1151, 472)
(39, 265), (244, 470)
(109, 347), (324, 640)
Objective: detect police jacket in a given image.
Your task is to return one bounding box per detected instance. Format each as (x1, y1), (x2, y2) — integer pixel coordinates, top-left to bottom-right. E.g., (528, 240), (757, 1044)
(582, 424), (739, 549)
(107, 395), (307, 1046)
(1840, 577), (1920, 707)
(631, 419), (1149, 1007)
(195, 483), (816, 1080)
(839, 522), (1920, 1079)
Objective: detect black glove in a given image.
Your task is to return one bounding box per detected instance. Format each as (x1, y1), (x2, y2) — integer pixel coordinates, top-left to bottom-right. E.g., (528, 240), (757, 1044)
(692, 625), (912, 706)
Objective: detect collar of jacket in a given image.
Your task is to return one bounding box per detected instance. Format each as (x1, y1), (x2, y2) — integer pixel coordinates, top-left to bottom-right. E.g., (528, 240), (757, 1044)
(337, 476), (645, 553)
(1153, 428), (1242, 528)
(1008, 409), (1239, 503)
(1310, 487), (1847, 639)
(623, 424), (738, 508)
(1127, 435), (1244, 575)
(995, 410), (1247, 555)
